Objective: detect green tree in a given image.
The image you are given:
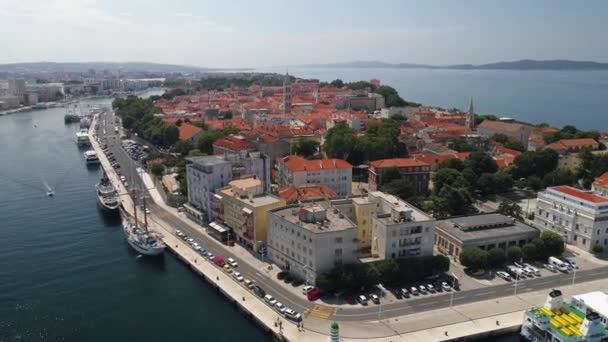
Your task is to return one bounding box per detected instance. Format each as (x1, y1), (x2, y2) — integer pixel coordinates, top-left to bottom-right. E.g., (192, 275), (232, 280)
(487, 247), (506, 268)
(465, 151), (498, 176)
(459, 248), (488, 271)
(540, 231), (565, 257)
(592, 244), (604, 255)
(522, 243), (538, 260)
(437, 158), (466, 172)
(330, 79), (344, 88)
(324, 123), (358, 162)
(162, 124), (180, 146)
(512, 149), (559, 180)
(543, 169), (577, 188)
(196, 127), (239, 155)
(359, 120), (406, 161)
(174, 140), (194, 155)
(151, 164), (165, 177)
(380, 179), (416, 201)
(526, 176), (543, 191)
(448, 137), (476, 152)
(375, 259), (400, 285)
(497, 201), (523, 219)
(506, 246), (523, 263)
(432, 168), (469, 195)
(290, 138), (319, 159)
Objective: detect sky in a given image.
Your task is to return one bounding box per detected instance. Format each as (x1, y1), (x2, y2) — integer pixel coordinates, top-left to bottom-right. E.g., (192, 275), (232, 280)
(1, 0), (607, 68)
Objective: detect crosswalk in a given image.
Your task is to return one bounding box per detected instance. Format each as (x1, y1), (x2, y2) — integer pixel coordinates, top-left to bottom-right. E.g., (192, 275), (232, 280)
(307, 304), (335, 320)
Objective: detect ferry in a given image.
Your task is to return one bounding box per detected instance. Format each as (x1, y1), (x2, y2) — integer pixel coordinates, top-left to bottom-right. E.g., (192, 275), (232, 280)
(84, 150), (100, 164)
(96, 173), (119, 211)
(521, 289), (608, 341)
(75, 129), (90, 146)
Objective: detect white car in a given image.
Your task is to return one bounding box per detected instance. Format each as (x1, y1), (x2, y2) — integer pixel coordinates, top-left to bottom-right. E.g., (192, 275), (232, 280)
(370, 294), (380, 304)
(426, 284), (436, 293)
(543, 264), (557, 272)
(244, 279), (254, 289)
(186, 238), (194, 244)
(275, 302), (286, 314)
(357, 295), (368, 305)
(441, 282), (452, 291)
(302, 285), (314, 295)
(410, 287), (418, 295)
(227, 258), (238, 268)
(284, 308), (302, 322)
(233, 271), (244, 282)
(145, 208), (151, 214)
(418, 285), (427, 294)
(207, 252), (214, 259)
(496, 271), (511, 280)
(264, 294), (277, 306)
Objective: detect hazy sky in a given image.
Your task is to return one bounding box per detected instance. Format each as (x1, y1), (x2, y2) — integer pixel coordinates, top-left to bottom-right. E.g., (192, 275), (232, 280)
(1, 0), (607, 67)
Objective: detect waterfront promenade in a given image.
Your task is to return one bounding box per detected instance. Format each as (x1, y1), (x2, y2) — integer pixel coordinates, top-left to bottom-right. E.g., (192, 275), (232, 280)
(89, 112), (608, 341)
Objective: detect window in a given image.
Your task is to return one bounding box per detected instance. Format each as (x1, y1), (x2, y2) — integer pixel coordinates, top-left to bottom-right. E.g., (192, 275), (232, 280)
(334, 248), (343, 256)
(582, 238), (586, 245)
(335, 237), (343, 243)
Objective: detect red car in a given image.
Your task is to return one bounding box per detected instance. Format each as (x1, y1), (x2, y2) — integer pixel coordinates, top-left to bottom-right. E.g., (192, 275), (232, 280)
(213, 255), (225, 267)
(307, 288), (321, 301)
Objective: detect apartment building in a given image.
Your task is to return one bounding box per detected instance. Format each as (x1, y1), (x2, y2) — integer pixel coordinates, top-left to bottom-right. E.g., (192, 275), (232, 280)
(535, 186), (608, 252)
(267, 203), (358, 282)
(369, 192), (436, 259)
(368, 158), (431, 193)
(185, 152), (270, 222)
(276, 155), (352, 196)
(216, 177), (285, 251)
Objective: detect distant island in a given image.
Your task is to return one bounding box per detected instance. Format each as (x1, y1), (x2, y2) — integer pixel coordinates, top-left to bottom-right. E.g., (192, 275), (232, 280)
(0, 61), (252, 73)
(299, 59), (608, 71)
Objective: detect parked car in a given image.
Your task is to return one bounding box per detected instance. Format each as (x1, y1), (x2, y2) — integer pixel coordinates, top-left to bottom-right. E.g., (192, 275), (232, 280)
(275, 302), (286, 314)
(548, 256), (569, 272)
(523, 263), (541, 276)
(197, 248), (208, 256)
(418, 285), (427, 294)
(370, 294), (380, 304)
(543, 264), (557, 272)
(307, 288), (321, 301)
(227, 258), (238, 268)
(563, 257), (579, 269)
(284, 308), (302, 322)
(410, 287), (419, 295)
(441, 282), (452, 291)
(207, 252), (214, 260)
(426, 284), (436, 293)
(496, 271), (511, 281)
(400, 288), (410, 298)
(233, 271), (244, 282)
(514, 261), (525, 268)
(357, 295), (369, 305)
(253, 285), (265, 298)
(223, 264), (232, 273)
(264, 294), (277, 306)
(244, 279), (255, 289)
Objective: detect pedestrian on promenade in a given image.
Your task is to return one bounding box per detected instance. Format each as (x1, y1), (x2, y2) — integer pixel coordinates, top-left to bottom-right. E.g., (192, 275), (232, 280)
(496, 320), (500, 326)
(445, 331), (448, 336)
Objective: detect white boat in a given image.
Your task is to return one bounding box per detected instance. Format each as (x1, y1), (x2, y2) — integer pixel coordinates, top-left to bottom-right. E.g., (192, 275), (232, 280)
(521, 289), (608, 341)
(96, 173), (119, 210)
(121, 201), (165, 256)
(84, 150), (100, 164)
(76, 129), (90, 146)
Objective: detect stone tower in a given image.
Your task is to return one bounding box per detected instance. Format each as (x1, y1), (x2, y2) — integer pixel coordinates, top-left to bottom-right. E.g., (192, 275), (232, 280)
(466, 97), (475, 130)
(283, 70), (292, 114)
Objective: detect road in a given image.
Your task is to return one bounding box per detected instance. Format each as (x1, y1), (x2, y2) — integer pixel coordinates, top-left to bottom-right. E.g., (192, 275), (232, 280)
(96, 110), (608, 323)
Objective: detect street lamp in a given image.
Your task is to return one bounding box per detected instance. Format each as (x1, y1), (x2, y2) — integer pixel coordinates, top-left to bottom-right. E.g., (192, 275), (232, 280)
(572, 266), (577, 286)
(449, 288), (455, 308)
(514, 273), (520, 297)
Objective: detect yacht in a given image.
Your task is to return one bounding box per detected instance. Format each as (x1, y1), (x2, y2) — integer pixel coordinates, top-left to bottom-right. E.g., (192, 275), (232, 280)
(76, 129), (90, 146)
(521, 289), (608, 341)
(96, 173), (119, 211)
(84, 150), (100, 164)
(121, 199), (165, 256)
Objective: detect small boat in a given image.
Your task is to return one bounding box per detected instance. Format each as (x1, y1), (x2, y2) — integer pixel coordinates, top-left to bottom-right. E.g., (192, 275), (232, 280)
(96, 173), (119, 210)
(84, 150), (100, 164)
(46, 190), (55, 197)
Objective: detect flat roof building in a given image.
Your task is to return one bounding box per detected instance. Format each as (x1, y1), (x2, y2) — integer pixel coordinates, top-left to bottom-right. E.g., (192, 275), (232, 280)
(435, 213), (539, 262)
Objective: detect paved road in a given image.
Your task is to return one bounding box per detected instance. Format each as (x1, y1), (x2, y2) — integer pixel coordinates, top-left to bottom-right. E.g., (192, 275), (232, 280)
(96, 110), (608, 322)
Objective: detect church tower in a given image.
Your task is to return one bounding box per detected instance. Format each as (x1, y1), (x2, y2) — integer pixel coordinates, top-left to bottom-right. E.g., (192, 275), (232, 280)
(466, 97), (475, 130)
(283, 70), (292, 114)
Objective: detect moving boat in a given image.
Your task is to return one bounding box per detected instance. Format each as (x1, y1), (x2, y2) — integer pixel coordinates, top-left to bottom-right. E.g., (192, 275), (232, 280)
(121, 196), (164, 256)
(84, 150), (100, 164)
(96, 173), (119, 210)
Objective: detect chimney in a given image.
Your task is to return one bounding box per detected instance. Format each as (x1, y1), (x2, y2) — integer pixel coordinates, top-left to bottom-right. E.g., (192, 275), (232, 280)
(581, 312), (603, 337)
(543, 289), (563, 311)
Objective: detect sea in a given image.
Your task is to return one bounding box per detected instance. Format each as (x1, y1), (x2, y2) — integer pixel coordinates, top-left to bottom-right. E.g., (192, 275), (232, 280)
(257, 67), (608, 131)
(0, 90), (269, 342)
(3, 67), (601, 341)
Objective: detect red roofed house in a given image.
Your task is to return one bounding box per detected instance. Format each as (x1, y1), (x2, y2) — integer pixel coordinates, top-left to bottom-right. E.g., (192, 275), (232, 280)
(535, 185), (608, 252)
(592, 172), (608, 197)
(213, 135), (256, 155)
(277, 184), (337, 202)
(544, 138), (599, 156)
(276, 155), (352, 196)
(368, 158), (431, 193)
(178, 123), (204, 143)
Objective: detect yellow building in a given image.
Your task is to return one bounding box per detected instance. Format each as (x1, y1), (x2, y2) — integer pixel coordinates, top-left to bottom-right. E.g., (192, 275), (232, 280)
(353, 197), (376, 250)
(217, 177), (286, 251)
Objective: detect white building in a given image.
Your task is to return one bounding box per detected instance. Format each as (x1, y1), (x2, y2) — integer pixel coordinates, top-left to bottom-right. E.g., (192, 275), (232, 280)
(267, 203), (358, 282)
(185, 152), (270, 222)
(535, 186), (608, 252)
(276, 155), (352, 196)
(369, 192), (436, 259)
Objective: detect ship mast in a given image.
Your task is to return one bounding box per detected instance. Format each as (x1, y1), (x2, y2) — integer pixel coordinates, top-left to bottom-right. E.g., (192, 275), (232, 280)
(143, 195), (149, 233)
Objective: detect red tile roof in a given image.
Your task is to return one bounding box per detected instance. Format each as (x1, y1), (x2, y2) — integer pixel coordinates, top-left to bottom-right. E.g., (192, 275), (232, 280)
(278, 155), (351, 172)
(213, 135), (255, 151)
(178, 123), (202, 141)
(370, 158), (430, 169)
(277, 185), (337, 202)
(551, 186), (608, 204)
(593, 172), (608, 188)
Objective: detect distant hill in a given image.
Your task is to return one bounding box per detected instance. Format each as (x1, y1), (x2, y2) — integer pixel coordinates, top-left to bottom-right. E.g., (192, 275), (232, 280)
(0, 62), (250, 73)
(299, 59), (608, 71)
